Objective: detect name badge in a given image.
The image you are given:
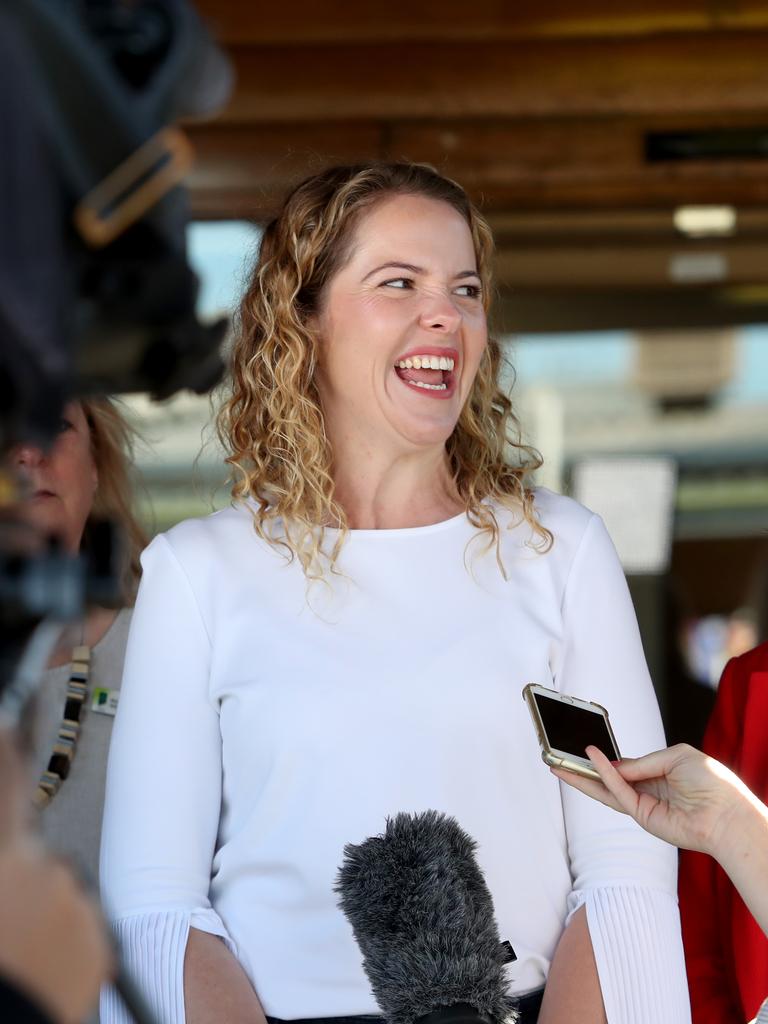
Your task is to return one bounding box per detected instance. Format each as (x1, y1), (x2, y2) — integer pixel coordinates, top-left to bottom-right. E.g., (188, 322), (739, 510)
(91, 688), (119, 716)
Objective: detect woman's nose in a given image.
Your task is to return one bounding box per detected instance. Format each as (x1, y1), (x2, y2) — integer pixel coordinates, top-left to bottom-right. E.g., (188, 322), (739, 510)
(419, 293), (462, 333)
(12, 442), (45, 470)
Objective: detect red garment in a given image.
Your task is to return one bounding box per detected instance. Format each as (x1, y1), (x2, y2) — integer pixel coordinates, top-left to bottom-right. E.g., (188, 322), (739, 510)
(679, 642), (768, 1023)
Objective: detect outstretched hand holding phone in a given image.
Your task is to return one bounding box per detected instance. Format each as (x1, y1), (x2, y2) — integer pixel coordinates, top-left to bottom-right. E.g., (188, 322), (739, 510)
(552, 743), (768, 939)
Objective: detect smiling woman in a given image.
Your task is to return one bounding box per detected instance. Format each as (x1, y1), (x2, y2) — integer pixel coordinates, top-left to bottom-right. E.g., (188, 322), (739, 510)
(310, 193), (493, 527)
(314, 195), (484, 439)
(101, 163), (691, 1024)
(219, 163), (549, 575)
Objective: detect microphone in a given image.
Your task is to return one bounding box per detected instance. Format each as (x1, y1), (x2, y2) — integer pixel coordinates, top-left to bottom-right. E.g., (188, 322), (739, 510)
(336, 810), (518, 1024)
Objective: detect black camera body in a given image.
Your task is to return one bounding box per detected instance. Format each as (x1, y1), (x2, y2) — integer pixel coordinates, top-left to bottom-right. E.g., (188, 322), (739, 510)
(0, 0), (232, 704)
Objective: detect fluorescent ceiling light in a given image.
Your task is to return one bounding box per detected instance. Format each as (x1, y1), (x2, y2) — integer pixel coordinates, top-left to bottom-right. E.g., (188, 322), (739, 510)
(673, 205), (736, 237)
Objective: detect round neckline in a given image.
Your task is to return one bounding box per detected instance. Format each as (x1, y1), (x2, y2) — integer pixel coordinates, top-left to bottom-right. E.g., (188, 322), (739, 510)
(89, 605), (128, 652)
(45, 607), (128, 672)
(237, 497), (476, 539)
(330, 508), (469, 539)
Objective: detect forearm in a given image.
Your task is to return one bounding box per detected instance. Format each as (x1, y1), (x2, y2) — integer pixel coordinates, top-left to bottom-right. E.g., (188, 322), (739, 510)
(184, 928), (267, 1024)
(538, 905), (606, 1024)
(714, 791), (768, 937)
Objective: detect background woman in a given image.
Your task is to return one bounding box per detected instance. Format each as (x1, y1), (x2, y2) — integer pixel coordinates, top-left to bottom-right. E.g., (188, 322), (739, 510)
(101, 163), (690, 1024)
(14, 397), (145, 881)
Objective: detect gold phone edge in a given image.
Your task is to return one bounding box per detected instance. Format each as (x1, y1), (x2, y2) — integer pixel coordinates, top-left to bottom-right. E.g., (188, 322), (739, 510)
(523, 682), (613, 781)
(544, 752), (602, 781)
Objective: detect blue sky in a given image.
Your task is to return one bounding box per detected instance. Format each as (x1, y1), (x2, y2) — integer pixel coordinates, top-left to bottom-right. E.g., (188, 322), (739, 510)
(188, 221), (768, 405)
(512, 329), (768, 404)
(188, 220), (261, 318)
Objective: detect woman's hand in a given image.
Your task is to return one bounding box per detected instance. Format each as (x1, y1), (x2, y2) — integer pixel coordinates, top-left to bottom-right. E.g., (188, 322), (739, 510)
(551, 742), (749, 858)
(554, 742), (768, 937)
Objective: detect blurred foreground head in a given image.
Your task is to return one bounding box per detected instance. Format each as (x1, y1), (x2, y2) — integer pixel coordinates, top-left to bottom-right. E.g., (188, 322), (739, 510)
(0, 0), (232, 456)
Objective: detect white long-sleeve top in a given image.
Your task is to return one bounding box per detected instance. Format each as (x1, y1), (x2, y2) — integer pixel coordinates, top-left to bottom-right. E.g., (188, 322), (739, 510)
(100, 489), (691, 1023)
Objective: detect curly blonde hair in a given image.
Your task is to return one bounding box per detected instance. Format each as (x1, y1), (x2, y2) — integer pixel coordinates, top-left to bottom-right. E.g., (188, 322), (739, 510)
(81, 397), (147, 603)
(218, 162), (550, 577)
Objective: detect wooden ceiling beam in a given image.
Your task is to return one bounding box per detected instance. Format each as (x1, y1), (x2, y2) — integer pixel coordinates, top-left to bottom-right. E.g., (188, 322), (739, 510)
(212, 32), (768, 123)
(186, 116), (768, 220)
(389, 116), (768, 208)
(494, 239), (768, 289)
(187, 122), (383, 197)
(494, 286), (768, 333)
(196, 1), (768, 45)
(184, 4), (768, 329)
(488, 208), (768, 241)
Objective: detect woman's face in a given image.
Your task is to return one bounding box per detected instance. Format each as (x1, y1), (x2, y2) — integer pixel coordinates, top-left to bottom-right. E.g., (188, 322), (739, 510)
(13, 401), (98, 553)
(314, 194), (488, 454)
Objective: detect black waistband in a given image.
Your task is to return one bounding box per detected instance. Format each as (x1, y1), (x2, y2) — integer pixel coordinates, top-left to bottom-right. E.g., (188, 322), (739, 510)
(515, 986), (544, 1020)
(266, 989), (544, 1024)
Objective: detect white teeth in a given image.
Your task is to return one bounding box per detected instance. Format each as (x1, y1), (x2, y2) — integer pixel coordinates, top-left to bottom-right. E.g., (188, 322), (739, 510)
(411, 381), (447, 391)
(395, 355), (455, 371)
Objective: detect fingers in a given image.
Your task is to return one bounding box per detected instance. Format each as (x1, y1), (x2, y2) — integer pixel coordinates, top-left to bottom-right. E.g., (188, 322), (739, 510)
(583, 746), (642, 817)
(607, 745), (690, 783)
(549, 766), (626, 814)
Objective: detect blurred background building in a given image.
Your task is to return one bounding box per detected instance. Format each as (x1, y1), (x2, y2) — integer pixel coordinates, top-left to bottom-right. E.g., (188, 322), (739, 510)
(127, 1), (768, 745)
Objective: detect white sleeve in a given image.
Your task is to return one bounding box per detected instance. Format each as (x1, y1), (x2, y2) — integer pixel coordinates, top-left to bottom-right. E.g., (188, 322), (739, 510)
(555, 515), (691, 1024)
(99, 534), (235, 1024)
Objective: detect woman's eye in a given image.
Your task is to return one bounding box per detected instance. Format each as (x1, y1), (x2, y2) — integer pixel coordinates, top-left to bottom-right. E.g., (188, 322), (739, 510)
(454, 283), (481, 299)
(381, 278), (413, 290)
(58, 418), (74, 433)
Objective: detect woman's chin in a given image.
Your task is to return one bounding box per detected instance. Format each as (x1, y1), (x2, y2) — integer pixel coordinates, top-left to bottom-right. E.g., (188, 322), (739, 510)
(387, 407), (460, 450)
(24, 502), (59, 534)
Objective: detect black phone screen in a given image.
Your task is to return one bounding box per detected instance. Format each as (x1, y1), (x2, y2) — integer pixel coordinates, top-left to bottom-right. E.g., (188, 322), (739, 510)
(534, 691), (619, 760)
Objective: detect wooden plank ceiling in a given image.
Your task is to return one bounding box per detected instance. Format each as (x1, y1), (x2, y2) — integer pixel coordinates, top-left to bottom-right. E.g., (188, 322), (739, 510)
(188, 1), (768, 331)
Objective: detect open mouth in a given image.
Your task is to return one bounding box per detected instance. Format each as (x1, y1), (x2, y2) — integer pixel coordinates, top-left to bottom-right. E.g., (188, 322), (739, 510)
(393, 351), (458, 396)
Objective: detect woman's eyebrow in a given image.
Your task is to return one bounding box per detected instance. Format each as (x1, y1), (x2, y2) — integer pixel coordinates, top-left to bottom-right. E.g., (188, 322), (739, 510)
(361, 262), (480, 282)
(361, 261), (423, 281)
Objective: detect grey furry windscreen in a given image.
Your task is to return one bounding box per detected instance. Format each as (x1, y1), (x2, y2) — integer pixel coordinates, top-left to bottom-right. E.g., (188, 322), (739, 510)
(335, 809), (518, 1024)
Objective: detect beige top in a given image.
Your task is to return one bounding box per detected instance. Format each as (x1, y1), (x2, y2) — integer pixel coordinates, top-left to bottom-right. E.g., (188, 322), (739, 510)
(33, 608), (132, 884)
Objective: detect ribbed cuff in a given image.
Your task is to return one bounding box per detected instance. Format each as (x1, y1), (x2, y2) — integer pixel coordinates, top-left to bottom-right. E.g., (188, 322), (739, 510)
(100, 908), (236, 1024)
(567, 887), (692, 1024)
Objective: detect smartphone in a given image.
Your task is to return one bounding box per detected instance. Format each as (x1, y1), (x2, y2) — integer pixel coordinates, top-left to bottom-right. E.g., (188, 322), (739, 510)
(522, 682), (620, 781)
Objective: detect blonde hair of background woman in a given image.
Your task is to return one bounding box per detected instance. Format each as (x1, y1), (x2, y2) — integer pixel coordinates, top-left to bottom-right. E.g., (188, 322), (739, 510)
(218, 162), (551, 579)
(81, 397), (147, 603)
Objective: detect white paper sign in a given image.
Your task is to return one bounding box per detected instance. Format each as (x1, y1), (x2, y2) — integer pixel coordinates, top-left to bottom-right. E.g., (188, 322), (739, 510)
(571, 457), (677, 574)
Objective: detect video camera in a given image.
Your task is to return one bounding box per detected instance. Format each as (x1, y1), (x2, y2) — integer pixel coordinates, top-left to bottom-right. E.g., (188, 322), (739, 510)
(0, 0), (233, 716)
